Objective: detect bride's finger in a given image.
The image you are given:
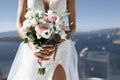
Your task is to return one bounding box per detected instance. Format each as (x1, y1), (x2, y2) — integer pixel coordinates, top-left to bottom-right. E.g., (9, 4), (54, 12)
(42, 50), (54, 56)
(37, 56), (50, 61)
(42, 47), (55, 51)
(43, 44), (53, 48)
(34, 53), (50, 60)
(36, 51), (54, 57)
(39, 50), (49, 54)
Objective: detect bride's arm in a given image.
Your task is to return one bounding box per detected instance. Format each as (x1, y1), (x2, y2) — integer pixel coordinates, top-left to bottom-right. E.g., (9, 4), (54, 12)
(17, 0), (55, 61)
(17, 0), (36, 52)
(67, 0), (76, 35)
(17, 0), (27, 39)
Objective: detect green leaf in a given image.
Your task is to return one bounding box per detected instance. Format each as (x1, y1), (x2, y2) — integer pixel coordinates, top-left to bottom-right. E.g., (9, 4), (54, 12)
(23, 38), (28, 43)
(38, 68), (46, 75)
(66, 34), (71, 39)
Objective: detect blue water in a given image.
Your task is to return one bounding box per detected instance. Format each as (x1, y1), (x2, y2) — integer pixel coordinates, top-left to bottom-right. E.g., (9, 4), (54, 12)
(0, 42), (20, 62)
(74, 33), (120, 79)
(0, 32), (120, 79)
(0, 33), (120, 62)
(75, 33), (120, 54)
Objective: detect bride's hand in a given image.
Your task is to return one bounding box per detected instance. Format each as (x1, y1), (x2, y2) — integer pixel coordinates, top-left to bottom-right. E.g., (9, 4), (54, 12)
(34, 44), (56, 65)
(29, 39), (65, 66)
(34, 39), (65, 61)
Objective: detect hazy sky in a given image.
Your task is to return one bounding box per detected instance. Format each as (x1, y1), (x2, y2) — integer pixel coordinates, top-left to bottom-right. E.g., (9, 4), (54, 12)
(0, 0), (120, 32)
(78, 0), (120, 31)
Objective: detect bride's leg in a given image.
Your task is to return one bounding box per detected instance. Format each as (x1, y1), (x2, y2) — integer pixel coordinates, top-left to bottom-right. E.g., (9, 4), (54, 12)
(52, 64), (66, 80)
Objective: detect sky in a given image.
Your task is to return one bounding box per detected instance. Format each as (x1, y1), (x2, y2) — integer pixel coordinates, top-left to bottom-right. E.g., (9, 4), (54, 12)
(77, 0), (120, 32)
(0, 0), (120, 32)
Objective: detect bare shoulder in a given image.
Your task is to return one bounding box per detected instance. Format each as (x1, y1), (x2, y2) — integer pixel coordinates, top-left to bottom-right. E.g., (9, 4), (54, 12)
(52, 64), (66, 80)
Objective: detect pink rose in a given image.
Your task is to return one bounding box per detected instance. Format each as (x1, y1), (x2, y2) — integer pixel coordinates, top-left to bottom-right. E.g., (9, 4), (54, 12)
(35, 24), (49, 35)
(48, 15), (57, 22)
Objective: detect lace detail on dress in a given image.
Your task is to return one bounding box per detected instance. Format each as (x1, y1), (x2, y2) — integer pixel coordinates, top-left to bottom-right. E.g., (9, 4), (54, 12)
(27, 0), (67, 16)
(27, 0), (44, 11)
(49, 0), (67, 16)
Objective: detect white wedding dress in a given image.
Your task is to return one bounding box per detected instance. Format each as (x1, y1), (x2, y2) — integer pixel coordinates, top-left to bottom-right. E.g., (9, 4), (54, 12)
(7, 0), (79, 80)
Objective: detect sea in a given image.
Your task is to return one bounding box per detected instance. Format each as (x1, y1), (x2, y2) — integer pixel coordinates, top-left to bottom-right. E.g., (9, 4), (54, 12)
(0, 31), (120, 80)
(75, 32), (120, 80)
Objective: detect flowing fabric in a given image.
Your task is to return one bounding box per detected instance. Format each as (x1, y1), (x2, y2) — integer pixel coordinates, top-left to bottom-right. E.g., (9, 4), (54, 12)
(7, 0), (79, 80)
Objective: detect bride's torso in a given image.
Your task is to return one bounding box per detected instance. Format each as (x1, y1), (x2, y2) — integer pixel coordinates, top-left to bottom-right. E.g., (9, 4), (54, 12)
(27, 0), (67, 16)
(7, 0), (79, 80)
(26, 0), (69, 79)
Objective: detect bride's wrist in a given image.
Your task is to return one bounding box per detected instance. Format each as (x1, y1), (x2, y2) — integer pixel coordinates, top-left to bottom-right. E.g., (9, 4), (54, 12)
(28, 42), (36, 53)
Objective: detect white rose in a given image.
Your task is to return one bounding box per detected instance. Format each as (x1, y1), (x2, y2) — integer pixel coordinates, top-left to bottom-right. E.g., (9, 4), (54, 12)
(25, 10), (34, 19)
(30, 18), (38, 25)
(41, 30), (51, 39)
(23, 20), (32, 28)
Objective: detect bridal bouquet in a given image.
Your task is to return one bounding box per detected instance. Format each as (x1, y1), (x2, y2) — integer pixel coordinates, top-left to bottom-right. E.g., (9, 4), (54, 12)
(21, 9), (72, 75)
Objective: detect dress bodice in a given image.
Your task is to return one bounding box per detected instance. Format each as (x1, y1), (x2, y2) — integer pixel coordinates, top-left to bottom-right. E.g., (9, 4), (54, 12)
(27, 0), (67, 16)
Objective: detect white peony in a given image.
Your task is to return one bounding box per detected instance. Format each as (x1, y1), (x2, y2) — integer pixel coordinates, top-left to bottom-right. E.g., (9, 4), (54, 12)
(41, 30), (51, 39)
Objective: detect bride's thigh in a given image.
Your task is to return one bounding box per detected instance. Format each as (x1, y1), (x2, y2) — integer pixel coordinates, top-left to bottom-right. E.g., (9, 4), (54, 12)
(52, 64), (66, 80)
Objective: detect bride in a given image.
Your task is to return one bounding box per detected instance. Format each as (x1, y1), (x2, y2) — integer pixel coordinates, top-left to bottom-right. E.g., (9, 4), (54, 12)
(7, 0), (79, 80)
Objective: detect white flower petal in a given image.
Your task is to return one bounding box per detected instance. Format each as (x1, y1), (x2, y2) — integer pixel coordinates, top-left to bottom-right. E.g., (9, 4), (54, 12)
(30, 18), (38, 25)
(25, 10), (34, 19)
(36, 33), (41, 39)
(23, 20), (32, 28)
(41, 30), (51, 39)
